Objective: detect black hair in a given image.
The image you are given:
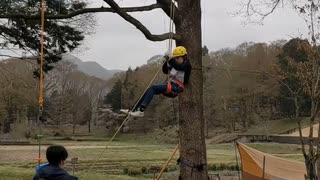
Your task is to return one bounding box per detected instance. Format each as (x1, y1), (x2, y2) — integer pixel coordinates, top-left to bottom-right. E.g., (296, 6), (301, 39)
(46, 145), (68, 166)
(182, 55), (189, 62)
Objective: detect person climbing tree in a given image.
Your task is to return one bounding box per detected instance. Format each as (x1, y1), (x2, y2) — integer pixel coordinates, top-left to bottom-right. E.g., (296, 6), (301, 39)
(33, 145), (78, 180)
(120, 46), (192, 117)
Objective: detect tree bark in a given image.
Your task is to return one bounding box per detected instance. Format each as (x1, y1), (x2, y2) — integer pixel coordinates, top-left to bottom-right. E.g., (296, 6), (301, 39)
(294, 95), (300, 118)
(176, 1), (208, 179)
(88, 117), (91, 133)
(72, 114), (76, 134)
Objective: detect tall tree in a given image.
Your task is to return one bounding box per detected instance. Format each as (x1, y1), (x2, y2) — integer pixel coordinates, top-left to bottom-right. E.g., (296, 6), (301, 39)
(0, 59), (38, 133)
(276, 38), (320, 179)
(104, 79), (122, 111)
(243, 1), (320, 179)
(0, 1), (207, 178)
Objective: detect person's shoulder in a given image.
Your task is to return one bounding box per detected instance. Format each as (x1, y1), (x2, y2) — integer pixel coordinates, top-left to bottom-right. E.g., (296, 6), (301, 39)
(63, 175), (78, 180)
(71, 175), (79, 180)
(36, 163), (50, 172)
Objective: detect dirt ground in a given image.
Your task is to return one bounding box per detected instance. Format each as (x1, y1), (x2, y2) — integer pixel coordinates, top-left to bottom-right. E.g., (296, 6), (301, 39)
(289, 123), (319, 137)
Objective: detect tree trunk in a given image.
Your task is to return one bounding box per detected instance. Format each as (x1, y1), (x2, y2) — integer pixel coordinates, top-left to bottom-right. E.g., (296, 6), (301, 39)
(309, 100), (320, 179)
(176, 1), (208, 179)
(306, 158), (317, 180)
(73, 124), (76, 134)
(72, 114), (76, 134)
(205, 117), (209, 138)
(294, 95), (300, 118)
(3, 118), (10, 133)
(88, 117), (91, 133)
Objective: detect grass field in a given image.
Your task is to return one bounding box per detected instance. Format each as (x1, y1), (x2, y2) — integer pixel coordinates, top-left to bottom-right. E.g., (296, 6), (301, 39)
(0, 135), (305, 180)
(246, 117), (310, 135)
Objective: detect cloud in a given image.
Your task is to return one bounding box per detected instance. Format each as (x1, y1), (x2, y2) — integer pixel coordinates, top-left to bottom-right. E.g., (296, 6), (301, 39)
(74, 0), (309, 70)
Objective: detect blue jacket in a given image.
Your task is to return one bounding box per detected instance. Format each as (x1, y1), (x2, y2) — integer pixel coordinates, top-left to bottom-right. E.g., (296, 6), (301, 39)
(33, 163), (78, 180)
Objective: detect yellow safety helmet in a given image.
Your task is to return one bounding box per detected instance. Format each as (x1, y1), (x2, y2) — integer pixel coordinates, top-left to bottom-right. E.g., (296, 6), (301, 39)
(173, 46), (187, 57)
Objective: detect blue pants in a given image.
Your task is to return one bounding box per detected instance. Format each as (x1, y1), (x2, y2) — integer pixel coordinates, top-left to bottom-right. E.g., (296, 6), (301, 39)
(135, 82), (183, 111)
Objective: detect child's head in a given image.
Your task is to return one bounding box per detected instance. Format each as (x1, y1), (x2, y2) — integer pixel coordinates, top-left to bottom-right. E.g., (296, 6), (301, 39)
(46, 145), (68, 167)
(172, 46), (188, 64)
(176, 56), (184, 64)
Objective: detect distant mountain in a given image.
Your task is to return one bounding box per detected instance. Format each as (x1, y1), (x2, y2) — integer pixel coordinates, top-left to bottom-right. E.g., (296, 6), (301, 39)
(63, 54), (122, 80)
(147, 55), (164, 64)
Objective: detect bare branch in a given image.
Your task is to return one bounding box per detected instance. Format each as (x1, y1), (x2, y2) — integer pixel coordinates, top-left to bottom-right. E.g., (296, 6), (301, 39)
(246, 0), (252, 15)
(0, 54), (37, 65)
(0, 63), (10, 81)
(0, 68), (9, 82)
(0, 4), (162, 20)
(298, 120), (308, 158)
(0, 54), (18, 58)
(314, 68), (320, 97)
(252, 0), (281, 20)
(103, 0), (180, 41)
(237, 0), (282, 24)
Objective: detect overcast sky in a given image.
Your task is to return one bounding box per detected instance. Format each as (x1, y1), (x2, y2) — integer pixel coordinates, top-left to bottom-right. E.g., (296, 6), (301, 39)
(72, 0), (308, 70)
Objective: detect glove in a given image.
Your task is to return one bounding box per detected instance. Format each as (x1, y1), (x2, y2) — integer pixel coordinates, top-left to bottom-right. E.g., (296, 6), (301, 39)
(163, 51), (173, 61)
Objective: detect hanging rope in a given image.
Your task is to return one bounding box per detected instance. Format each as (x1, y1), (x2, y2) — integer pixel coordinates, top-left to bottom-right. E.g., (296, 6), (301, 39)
(168, 0), (175, 51)
(39, 0), (45, 110)
(84, 1), (177, 179)
(156, 1), (179, 180)
(156, 144), (179, 180)
(83, 61), (166, 179)
(36, 0), (46, 167)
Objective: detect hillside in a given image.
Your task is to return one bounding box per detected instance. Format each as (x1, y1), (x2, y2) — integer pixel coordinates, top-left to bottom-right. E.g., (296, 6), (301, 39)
(63, 54), (122, 80)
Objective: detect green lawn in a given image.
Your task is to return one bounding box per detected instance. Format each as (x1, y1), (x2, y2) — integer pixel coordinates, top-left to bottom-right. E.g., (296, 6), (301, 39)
(0, 166), (148, 180)
(246, 117), (310, 135)
(0, 138), (305, 180)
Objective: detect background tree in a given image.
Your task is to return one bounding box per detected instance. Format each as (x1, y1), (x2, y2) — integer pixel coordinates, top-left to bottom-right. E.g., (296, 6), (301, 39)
(242, 1), (320, 178)
(104, 79), (122, 112)
(283, 40), (320, 179)
(0, 59), (38, 134)
(0, 0), (94, 76)
(204, 42), (280, 133)
(43, 60), (107, 134)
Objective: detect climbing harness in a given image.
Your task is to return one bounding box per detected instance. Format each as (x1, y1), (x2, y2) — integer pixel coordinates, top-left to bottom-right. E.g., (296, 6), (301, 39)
(164, 79), (184, 97)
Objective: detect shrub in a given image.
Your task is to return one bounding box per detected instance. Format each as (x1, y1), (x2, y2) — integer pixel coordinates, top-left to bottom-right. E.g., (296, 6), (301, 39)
(123, 167), (129, 174)
(128, 168), (142, 176)
(207, 164), (217, 171)
(141, 166), (147, 173)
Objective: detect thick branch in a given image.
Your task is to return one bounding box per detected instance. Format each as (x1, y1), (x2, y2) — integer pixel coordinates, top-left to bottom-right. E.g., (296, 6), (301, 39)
(104, 0), (180, 41)
(0, 4), (162, 20)
(157, 0), (182, 26)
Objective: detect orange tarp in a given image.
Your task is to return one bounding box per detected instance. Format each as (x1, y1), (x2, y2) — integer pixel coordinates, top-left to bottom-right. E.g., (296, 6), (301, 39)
(237, 143), (307, 180)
